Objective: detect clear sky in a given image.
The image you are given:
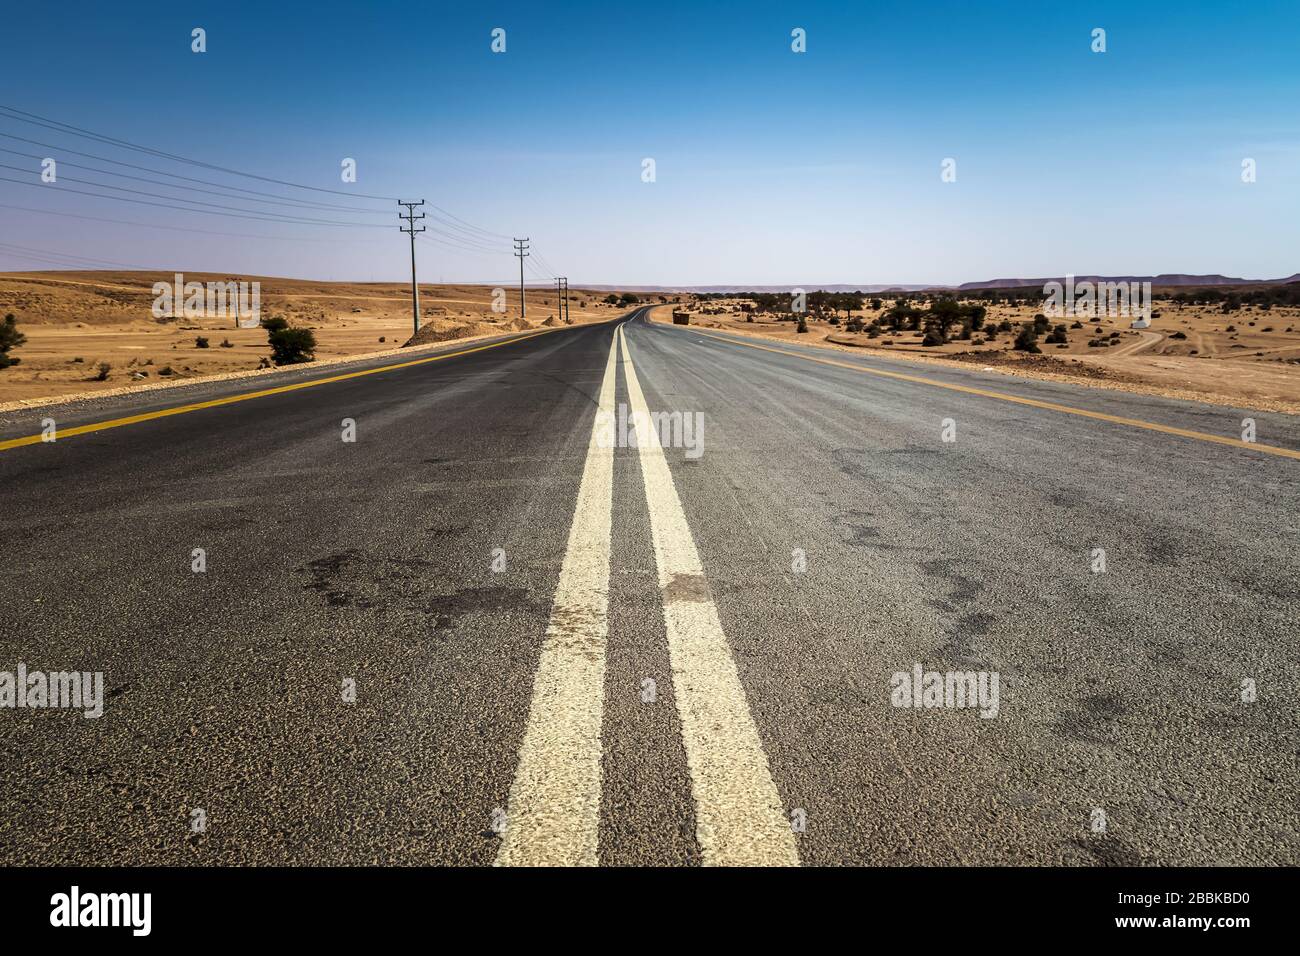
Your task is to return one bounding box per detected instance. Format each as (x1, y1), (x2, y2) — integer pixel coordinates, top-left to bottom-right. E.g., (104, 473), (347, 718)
(1, 0), (1297, 286)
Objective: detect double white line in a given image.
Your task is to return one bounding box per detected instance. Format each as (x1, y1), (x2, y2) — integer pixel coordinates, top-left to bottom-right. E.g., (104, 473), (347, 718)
(497, 321), (797, 867)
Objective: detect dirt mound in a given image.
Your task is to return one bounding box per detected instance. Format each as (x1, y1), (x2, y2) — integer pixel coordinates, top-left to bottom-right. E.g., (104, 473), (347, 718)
(403, 320), (493, 348)
(947, 349), (1124, 380)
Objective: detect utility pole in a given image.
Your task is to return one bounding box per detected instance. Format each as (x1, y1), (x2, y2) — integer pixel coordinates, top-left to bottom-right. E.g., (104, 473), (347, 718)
(513, 238), (529, 320)
(561, 277), (570, 323)
(554, 277), (563, 321)
(398, 200), (426, 336)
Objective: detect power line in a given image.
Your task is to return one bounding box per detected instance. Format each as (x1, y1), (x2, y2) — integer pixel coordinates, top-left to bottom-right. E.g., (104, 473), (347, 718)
(424, 203), (512, 241)
(419, 222), (504, 253)
(524, 256), (548, 280)
(0, 108), (518, 239)
(0, 104), (398, 202)
(0, 240), (157, 271)
(532, 250), (558, 275)
(0, 106), (520, 257)
(0, 142), (393, 214)
(0, 174), (392, 227)
(416, 234), (500, 258)
(0, 201), (389, 242)
(411, 222), (506, 255)
(0, 162), (387, 226)
(423, 207), (510, 247)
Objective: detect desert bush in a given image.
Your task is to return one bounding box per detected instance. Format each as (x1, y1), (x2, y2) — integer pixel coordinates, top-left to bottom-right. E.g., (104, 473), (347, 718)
(95, 362), (111, 380)
(796, 317), (809, 333)
(1014, 325), (1042, 353)
(0, 313), (26, 369)
(195, 336), (210, 348)
(268, 326), (316, 365)
(220, 338), (234, 348)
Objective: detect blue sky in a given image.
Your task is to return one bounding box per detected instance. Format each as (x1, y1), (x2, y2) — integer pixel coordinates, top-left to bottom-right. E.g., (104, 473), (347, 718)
(1, 0), (1297, 285)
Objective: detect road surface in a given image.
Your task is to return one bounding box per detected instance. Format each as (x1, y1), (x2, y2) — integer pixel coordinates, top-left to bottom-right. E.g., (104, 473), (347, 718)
(1, 307), (1297, 866)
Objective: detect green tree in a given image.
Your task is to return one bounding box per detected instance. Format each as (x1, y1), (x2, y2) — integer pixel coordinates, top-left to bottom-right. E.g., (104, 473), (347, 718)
(262, 316), (315, 365)
(0, 313), (26, 369)
(1014, 324), (1042, 353)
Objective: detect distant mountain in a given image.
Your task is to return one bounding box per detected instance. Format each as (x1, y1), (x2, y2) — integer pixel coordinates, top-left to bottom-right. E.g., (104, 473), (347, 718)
(956, 273), (1300, 290)
(580, 283), (937, 293)
(582, 274), (1300, 294)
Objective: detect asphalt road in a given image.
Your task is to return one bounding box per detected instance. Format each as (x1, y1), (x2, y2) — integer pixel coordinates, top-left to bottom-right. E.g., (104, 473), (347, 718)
(1, 307), (1296, 866)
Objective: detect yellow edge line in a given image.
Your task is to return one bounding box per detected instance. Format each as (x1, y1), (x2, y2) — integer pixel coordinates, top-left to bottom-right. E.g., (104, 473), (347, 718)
(686, 326), (1300, 462)
(0, 325), (570, 453)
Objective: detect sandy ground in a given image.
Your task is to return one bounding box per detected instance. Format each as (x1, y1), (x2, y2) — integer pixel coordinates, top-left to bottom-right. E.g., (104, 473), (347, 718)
(655, 298), (1300, 413)
(0, 272), (659, 406)
(8, 273), (1296, 414)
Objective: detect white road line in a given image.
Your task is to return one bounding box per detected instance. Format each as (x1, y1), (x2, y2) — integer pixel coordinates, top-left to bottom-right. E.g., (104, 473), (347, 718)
(495, 327), (619, 866)
(618, 323), (799, 866)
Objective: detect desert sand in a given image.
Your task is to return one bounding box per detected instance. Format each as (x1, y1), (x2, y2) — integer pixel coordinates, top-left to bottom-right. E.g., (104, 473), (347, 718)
(654, 296), (1300, 413)
(0, 272), (654, 407)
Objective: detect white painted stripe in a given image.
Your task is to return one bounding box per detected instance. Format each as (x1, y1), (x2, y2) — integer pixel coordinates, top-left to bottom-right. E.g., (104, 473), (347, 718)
(495, 327), (620, 866)
(617, 324), (799, 866)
